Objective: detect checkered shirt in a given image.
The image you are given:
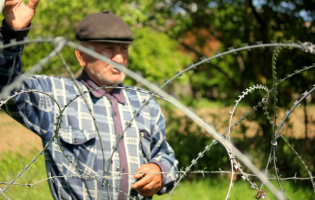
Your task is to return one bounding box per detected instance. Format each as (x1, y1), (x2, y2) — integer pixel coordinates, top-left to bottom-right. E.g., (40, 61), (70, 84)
(0, 24), (178, 200)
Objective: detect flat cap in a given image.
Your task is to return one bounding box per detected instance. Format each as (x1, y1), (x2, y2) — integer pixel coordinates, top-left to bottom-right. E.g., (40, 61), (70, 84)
(76, 10), (134, 44)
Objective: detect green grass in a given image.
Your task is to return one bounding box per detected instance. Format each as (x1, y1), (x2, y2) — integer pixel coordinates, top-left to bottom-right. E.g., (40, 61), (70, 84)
(155, 179), (314, 200)
(0, 148), (53, 200)
(0, 148), (314, 200)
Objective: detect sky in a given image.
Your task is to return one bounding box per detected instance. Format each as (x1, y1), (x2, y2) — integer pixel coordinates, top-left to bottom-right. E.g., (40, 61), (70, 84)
(0, 0), (3, 13)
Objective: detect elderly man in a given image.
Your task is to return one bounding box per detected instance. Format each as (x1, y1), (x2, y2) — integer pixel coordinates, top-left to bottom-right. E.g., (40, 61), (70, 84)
(0, 0), (178, 200)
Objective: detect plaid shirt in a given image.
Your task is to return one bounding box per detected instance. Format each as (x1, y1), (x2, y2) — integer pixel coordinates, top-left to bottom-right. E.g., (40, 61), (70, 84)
(0, 22), (178, 200)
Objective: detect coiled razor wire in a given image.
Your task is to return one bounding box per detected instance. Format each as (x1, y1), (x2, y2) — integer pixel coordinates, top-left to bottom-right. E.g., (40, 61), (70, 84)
(0, 37), (315, 200)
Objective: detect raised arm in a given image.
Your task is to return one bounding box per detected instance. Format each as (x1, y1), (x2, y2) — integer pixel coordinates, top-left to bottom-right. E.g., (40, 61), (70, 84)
(0, 0), (54, 139)
(0, 0), (41, 95)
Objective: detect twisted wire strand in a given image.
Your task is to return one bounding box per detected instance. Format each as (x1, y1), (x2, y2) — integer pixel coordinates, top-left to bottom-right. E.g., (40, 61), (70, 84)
(271, 47), (287, 200)
(1, 170), (313, 188)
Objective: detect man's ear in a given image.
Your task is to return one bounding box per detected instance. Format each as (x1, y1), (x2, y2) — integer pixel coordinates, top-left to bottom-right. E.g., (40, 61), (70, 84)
(75, 49), (86, 68)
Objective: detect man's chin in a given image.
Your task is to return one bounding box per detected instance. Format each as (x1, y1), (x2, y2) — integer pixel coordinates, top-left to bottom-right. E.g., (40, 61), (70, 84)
(105, 78), (125, 86)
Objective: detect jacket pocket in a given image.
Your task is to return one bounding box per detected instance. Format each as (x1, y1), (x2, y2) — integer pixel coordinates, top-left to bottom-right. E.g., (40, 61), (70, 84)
(58, 126), (97, 177)
(139, 129), (151, 163)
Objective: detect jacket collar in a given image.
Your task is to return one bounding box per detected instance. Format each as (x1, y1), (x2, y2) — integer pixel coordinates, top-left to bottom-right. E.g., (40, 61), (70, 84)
(78, 70), (125, 104)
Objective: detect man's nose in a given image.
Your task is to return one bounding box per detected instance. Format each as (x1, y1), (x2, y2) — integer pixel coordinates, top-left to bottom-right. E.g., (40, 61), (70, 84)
(111, 53), (124, 64)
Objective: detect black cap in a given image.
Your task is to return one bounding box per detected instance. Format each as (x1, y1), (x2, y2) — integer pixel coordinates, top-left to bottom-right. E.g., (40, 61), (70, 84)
(76, 10), (134, 44)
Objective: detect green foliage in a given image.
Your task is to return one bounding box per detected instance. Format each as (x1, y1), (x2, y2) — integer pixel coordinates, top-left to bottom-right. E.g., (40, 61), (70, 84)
(12, 0), (193, 87)
(126, 27), (192, 86)
(152, 0), (315, 105)
(163, 102), (230, 174)
(142, 0), (315, 150)
(162, 102), (314, 187)
(0, 148), (53, 200)
(154, 179), (314, 200)
(3, 0), (314, 106)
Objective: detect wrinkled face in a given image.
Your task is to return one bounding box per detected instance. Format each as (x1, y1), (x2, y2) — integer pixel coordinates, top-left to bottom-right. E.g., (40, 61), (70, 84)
(75, 42), (129, 87)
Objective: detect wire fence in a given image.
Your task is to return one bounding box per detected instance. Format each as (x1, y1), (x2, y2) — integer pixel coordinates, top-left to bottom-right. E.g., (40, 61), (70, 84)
(0, 37), (315, 200)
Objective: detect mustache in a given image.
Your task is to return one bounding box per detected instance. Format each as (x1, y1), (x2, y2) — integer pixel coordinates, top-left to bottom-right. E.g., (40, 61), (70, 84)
(111, 62), (127, 72)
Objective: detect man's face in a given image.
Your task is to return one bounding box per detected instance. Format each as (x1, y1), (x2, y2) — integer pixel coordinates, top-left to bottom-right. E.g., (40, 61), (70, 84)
(76, 42), (129, 87)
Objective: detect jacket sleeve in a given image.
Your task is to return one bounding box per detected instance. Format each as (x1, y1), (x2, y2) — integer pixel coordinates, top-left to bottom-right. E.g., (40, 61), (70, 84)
(0, 20), (30, 92)
(0, 20), (54, 139)
(148, 98), (178, 194)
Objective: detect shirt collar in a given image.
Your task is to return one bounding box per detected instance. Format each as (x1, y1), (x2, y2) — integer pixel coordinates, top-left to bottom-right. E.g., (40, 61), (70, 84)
(78, 70), (125, 104)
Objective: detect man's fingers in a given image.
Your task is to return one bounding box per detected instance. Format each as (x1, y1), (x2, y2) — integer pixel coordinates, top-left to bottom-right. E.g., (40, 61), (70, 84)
(132, 175), (151, 189)
(2, 0), (19, 12)
(2, 5), (16, 15)
(139, 180), (155, 191)
(3, 0), (39, 29)
(2, 0), (22, 14)
(132, 177), (158, 197)
(4, 0), (20, 3)
(27, 0), (40, 10)
(3, 1), (18, 8)
(132, 164), (162, 196)
(133, 171), (145, 179)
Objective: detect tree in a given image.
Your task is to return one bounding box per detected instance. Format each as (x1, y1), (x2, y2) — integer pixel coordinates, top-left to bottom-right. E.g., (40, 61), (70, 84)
(141, 0), (315, 139)
(6, 0), (192, 88)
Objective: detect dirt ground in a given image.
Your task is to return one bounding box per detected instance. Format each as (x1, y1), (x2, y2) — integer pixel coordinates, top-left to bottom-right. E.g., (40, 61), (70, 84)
(0, 105), (314, 155)
(0, 112), (42, 155)
(195, 106), (315, 139)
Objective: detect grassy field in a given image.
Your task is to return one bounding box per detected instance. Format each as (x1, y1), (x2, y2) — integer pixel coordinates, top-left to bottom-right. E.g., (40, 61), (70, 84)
(1, 144), (314, 200)
(155, 180), (314, 200)
(0, 148), (52, 200)
(0, 110), (314, 200)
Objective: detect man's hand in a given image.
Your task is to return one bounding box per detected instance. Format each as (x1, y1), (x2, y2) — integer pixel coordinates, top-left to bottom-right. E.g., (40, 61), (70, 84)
(131, 163), (163, 197)
(2, 0), (40, 29)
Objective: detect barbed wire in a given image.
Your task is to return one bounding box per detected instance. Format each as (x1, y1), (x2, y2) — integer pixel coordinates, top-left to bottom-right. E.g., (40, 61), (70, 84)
(0, 37), (314, 200)
(1, 170), (313, 188)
